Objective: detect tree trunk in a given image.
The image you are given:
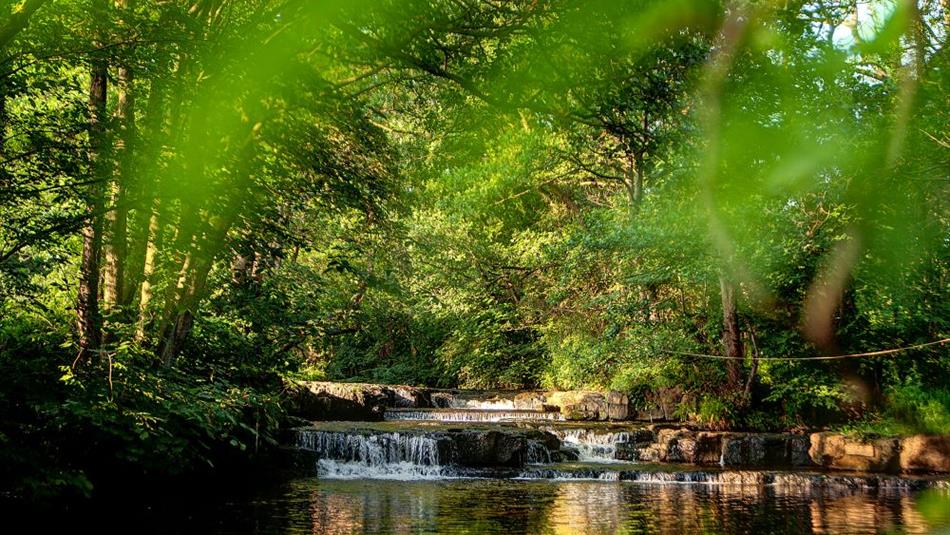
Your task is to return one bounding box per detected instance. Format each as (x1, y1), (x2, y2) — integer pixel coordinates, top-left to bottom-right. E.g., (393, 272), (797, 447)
(103, 22), (134, 309)
(134, 196), (161, 340)
(624, 151), (643, 211)
(126, 74), (168, 314)
(76, 0), (109, 363)
(719, 275), (743, 392)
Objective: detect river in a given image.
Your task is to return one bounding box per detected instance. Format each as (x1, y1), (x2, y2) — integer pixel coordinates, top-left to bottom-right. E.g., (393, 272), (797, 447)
(94, 476), (948, 534)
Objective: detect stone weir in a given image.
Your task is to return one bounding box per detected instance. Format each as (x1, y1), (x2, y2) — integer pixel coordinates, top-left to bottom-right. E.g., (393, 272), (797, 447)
(286, 421), (950, 490)
(284, 381), (950, 477)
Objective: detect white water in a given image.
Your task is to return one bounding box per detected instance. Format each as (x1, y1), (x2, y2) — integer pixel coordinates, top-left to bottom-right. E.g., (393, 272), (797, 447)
(384, 409), (564, 422)
(448, 399), (517, 410)
(527, 440), (553, 464)
(296, 430), (444, 479)
(546, 428), (632, 463)
(316, 459), (446, 480)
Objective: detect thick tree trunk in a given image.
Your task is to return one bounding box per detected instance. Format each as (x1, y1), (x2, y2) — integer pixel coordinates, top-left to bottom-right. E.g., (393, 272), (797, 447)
(719, 275), (743, 392)
(76, 2), (109, 363)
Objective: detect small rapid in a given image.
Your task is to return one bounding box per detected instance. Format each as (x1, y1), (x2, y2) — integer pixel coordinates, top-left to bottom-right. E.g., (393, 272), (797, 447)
(296, 430), (444, 480)
(545, 428), (633, 463)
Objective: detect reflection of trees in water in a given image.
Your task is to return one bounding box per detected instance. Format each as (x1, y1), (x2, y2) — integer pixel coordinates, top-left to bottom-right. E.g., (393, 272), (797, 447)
(306, 480), (437, 534)
(297, 479), (940, 534)
(305, 480), (559, 533)
(546, 482), (624, 534)
(808, 493), (931, 535)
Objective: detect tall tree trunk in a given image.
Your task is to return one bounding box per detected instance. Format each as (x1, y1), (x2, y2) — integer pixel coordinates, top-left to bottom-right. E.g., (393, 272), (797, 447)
(134, 196), (161, 340)
(103, 0), (135, 309)
(153, 202), (198, 350)
(125, 75), (166, 308)
(76, 0), (109, 363)
(719, 275), (743, 393)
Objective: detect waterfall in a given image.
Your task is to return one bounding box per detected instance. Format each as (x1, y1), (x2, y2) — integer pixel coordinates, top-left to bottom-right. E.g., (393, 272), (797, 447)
(448, 399), (517, 410)
(546, 428), (632, 463)
(384, 409), (564, 422)
(527, 440), (553, 464)
(296, 430), (444, 480)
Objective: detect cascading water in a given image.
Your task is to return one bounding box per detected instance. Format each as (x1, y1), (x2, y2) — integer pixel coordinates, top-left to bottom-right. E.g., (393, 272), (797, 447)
(385, 408), (564, 423)
(546, 428), (632, 463)
(296, 430), (445, 480)
(447, 398), (517, 410)
(527, 440), (553, 464)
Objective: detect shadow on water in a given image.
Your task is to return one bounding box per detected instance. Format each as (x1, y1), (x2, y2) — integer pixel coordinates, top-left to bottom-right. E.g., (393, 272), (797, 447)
(26, 476), (946, 534)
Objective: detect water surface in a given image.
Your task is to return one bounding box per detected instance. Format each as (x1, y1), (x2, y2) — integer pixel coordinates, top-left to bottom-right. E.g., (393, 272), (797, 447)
(136, 477), (949, 534)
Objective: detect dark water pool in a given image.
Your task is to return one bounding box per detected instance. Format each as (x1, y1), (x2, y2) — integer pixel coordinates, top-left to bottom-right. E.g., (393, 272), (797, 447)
(82, 477), (948, 534)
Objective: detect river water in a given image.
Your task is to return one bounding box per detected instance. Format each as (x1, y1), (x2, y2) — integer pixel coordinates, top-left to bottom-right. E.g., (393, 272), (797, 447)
(99, 476), (945, 534)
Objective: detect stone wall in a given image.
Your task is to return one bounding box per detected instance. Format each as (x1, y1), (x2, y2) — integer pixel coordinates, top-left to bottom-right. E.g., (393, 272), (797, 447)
(612, 427), (950, 474)
(809, 432), (950, 474)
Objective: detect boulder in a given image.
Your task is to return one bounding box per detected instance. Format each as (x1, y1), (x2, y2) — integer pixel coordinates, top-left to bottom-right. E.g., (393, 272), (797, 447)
(635, 427), (695, 463)
(289, 381), (430, 421)
(443, 430), (528, 467)
(899, 435), (950, 473)
(809, 432), (900, 473)
(392, 385), (431, 408)
(430, 391), (456, 408)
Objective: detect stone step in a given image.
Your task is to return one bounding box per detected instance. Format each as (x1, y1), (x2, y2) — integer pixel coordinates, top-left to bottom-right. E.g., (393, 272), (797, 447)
(384, 408), (564, 422)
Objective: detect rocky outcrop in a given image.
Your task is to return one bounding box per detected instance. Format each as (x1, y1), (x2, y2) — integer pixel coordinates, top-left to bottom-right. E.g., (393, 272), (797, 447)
(720, 433), (811, 467)
(443, 430), (527, 467)
(899, 435), (950, 473)
(546, 391), (628, 421)
(288, 381), (431, 421)
(809, 432), (901, 473)
(630, 428), (811, 467)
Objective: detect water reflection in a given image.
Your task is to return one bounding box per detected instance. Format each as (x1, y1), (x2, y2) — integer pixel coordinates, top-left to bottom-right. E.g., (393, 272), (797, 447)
(44, 477), (942, 534)
(283, 479), (946, 535)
